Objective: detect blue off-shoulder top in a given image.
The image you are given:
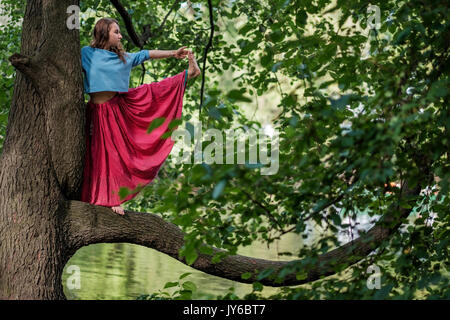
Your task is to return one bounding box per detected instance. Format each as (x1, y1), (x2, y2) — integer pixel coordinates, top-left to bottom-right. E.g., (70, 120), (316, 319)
(81, 46), (151, 93)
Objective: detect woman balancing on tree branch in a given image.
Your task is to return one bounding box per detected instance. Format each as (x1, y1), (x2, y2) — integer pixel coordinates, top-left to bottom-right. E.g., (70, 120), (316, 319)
(80, 18), (201, 215)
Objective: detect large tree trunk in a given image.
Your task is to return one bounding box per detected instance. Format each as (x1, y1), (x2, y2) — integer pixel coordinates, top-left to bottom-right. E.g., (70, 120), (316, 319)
(0, 0), (426, 300)
(0, 0), (84, 299)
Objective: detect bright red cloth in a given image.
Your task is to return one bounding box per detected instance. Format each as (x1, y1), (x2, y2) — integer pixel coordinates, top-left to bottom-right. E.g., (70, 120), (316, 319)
(81, 70), (187, 206)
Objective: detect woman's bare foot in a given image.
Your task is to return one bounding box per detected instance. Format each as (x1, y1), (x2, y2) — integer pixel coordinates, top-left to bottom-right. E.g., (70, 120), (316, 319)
(111, 205), (125, 215)
(187, 51), (201, 80)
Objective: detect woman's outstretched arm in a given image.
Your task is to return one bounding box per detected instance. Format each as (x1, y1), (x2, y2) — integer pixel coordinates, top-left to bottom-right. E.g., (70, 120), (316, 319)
(149, 46), (188, 59)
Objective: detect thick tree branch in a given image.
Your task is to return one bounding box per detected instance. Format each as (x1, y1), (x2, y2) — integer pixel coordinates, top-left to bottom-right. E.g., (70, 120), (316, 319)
(65, 178), (421, 287)
(8, 53), (32, 73)
(8, 52), (72, 99)
(8, 53), (45, 93)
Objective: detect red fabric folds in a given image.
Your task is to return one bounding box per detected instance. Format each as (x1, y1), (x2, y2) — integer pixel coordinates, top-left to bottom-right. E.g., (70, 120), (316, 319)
(81, 70), (187, 206)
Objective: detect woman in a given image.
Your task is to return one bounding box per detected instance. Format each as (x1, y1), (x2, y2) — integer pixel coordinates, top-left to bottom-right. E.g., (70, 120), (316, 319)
(81, 18), (200, 215)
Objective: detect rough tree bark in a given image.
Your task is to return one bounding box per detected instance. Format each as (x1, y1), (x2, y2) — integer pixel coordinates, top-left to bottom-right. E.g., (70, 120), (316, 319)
(0, 0), (85, 299)
(0, 0), (426, 300)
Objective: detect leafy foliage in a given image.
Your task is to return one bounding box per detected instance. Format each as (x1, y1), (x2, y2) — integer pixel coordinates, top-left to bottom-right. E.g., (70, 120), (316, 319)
(0, 0), (25, 154)
(0, 0), (448, 299)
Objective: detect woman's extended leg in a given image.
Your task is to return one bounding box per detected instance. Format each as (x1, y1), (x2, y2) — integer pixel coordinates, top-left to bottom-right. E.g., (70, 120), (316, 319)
(109, 52), (200, 216)
(187, 51), (201, 80)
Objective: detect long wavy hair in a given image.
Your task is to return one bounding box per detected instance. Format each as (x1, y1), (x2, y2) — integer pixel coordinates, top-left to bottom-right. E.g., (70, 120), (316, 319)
(90, 18), (127, 63)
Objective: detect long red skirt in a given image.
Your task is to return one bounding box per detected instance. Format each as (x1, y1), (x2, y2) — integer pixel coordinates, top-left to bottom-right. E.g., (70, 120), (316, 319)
(81, 70), (188, 207)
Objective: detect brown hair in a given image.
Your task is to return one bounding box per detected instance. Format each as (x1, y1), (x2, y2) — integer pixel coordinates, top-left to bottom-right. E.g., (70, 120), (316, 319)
(90, 18), (127, 63)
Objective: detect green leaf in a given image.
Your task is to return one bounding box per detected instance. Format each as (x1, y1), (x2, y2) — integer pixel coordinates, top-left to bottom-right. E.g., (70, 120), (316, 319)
(252, 281), (263, 292)
(163, 281), (179, 289)
(239, 40), (258, 55)
(182, 281), (197, 292)
(261, 53), (273, 67)
(227, 89), (252, 103)
(179, 272), (192, 280)
(428, 80), (449, 99)
(147, 117), (166, 134)
(268, 30), (284, 43)
(296, 10), (308, 26)
(278, 266), (294, 279)
(178, 290), (193, 299)
(212, 179), (227, 199)
(186, 122), (195, 142)
(168, 119), (182, 130)
(394, 27), (411, 45)
(201, 95), (218, 109)
(399, 201), (412, 209)
(117, 186), (131, 200)
(296, 271), (308, 280)
(160, 130), (173, 139)
(185, 248), (198, 266)
(208, 106), (222, 121)
(330, 213), (342, 226)
(241, 272), (252, 280)
(198, 245), (213, 255)
(238, 23), (254, 36)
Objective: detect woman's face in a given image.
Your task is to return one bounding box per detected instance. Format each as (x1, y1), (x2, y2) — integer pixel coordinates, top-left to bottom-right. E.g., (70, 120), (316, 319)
(107, 23), (122, 48)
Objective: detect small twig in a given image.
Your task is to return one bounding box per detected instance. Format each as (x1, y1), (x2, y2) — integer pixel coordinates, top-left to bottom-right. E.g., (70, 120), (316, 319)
(251, 95), (259, 121)
(140, 64), (146, 85)
(156, 0), (181, 35)
(273, 178), (361, 240)
(199, 0), (214, 115)
(239, 188), (284, 231)
(273, 72), (285, 98)
(110, 0), (182, 47)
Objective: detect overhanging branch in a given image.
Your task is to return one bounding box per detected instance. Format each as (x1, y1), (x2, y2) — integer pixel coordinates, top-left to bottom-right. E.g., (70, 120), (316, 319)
(110, 0), (182, 47)
(110, 0), (143, 47)
(199, 0), (214, 115)
(65, 178), (422, 287)
(8, 52), (66, 99)
(9, 53), (43, 92)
